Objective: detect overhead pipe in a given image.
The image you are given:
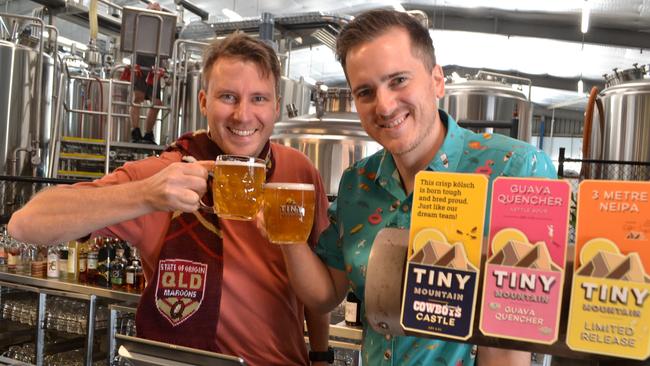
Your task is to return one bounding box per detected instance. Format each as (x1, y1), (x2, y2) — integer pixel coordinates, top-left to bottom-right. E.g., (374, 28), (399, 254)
(173, 0), (209, 21)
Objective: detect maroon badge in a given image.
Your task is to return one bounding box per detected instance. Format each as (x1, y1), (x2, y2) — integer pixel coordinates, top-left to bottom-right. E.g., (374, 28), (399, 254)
(155, 259), (208, 326)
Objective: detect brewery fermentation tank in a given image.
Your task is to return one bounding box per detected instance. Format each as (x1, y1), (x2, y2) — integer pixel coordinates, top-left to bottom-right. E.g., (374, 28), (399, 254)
(180, 65), (206, 133)
(279, 76), (311, 119)
(440, 72), (532, 142)
(273, 112), (382, 196)
(272, 87), (381, 196)
(592, 67), (650, 163)
(168, 39), (208, 143)
(0, 39), (53, 176)
(63, 74), (131, 141)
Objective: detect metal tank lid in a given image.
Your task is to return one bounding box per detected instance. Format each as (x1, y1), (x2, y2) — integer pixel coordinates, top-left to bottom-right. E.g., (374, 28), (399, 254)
(601, 79), (650, 96)
(273, 111), (373, 139)
(603, 64), (650, 88)
(444, 79), (528, 100)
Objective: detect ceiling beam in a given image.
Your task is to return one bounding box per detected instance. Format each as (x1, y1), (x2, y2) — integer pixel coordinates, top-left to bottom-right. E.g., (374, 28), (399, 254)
(412, 5), (650, 50)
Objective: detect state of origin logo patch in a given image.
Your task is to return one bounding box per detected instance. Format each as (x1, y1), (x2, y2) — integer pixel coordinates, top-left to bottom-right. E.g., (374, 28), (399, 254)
(155, 259), (208, 326)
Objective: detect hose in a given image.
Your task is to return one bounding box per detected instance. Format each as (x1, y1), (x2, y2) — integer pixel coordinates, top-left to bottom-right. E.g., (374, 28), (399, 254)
(581, 86), (605, 178)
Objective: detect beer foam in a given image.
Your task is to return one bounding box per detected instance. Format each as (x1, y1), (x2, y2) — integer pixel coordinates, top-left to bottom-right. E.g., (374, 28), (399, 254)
(214, 160), (266, 169)
(264, 182), (315, 191)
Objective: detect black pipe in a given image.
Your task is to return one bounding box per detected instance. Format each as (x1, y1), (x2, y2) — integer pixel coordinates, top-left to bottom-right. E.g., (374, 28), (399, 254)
(174, 0), (209, 21)
(0, 175), (88, 185)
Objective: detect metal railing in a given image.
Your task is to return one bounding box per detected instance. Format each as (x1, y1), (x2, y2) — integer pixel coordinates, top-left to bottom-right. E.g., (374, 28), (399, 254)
(0, 175), (86, 224)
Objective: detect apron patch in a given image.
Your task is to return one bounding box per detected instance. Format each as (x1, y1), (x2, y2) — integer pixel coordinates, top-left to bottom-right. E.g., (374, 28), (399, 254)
(155, 259), (208, 326)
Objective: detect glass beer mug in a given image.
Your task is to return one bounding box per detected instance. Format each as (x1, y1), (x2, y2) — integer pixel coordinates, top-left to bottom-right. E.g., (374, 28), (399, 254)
(202, 155), (266, 220)
(263, 183), (315, 244)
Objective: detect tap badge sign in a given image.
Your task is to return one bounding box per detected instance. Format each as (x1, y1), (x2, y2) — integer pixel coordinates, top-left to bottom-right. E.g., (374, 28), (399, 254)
(479, 177), (571, 344)
(401, 171), (487, 340)
(155, 259), (208, 326)
(566, 180), (650, 360)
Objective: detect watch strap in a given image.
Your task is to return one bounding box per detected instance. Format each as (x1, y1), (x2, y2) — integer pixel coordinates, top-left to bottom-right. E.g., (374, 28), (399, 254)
(308, 347), (334, 363)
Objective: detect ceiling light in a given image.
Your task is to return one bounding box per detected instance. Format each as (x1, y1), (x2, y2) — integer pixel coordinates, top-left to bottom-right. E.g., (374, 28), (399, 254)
(577, 78), (584, 94)
(222, 8), (242, 20)
(581, 0), (590, 34)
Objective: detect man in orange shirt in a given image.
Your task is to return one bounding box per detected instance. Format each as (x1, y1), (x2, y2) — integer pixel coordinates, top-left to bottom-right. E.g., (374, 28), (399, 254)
(9, 33), (331, 365)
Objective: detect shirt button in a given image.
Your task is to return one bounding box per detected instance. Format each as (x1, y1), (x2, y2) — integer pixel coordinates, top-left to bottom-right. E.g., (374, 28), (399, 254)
(383, 350), (392, 360)
(401, 204), (410, 212)
(384, 334), (392, 341)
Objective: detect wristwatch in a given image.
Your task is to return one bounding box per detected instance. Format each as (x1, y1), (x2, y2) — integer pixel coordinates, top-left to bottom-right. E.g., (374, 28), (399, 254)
(308, 347), (334, 363)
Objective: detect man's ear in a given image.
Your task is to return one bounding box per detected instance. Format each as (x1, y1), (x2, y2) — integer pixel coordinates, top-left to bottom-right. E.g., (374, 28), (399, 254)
(432, 64), (445, 99)
(199, 89), (207, 116)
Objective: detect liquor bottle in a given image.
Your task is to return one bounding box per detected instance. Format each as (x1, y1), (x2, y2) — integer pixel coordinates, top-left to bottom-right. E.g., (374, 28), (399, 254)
(78, 240), (89, 283)
(125, 248), (144, 293)
(110, 247), (127, 290)
(6, 239), (20, 273)
(345, 291), (362, 327)
(0, 227), (7, 271)
(47, 246), (59, 278)
(96, 237), (115, 287)
(58, 247), (68, 280)
(66, 240), (79, 281)
(86, 238), (100, 285)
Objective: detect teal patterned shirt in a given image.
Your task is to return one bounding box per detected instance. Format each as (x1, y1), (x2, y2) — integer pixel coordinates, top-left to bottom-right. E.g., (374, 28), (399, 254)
(316, 111), (557, 366)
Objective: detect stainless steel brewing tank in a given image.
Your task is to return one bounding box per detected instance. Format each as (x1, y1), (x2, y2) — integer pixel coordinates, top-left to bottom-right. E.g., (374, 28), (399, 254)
(181, 67), (206, 133)
(64, 76), (172, 143)
(440, 80), (532, 142)
(279, 76), (311, 119)
(272, 112), (382, 196)
(0, 40), (53, 176)
(64, 75), (131, 141)
(595, 80), (650, 163)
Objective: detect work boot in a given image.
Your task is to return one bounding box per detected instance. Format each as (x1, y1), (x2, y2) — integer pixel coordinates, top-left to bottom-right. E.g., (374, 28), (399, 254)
(131, 127), (143, 143)
(142, 132), (157, 145)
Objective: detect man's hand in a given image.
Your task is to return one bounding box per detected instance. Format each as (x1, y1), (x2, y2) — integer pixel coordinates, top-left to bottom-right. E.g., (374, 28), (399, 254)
(254, 210), (270, 240)
(142, 161), (212, 212)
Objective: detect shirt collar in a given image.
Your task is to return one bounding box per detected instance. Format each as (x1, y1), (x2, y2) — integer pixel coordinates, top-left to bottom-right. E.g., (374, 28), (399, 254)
(373, 110), (463, 200)
(428, 110), (464, 173)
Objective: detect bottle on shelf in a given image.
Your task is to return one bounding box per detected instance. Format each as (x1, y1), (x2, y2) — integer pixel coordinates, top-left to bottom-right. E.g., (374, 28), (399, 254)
(58, 247), (68, 280)
(96, 237), (115, 287)
(66, 240), (79, 281)
(86, 238), (100, 285)
(110, 247), (127, 290)
(0, 226), (7, 271)
(125, 248), (145, 293)
(345, 291), (362, 327)
(6, 239), (21, 273)
(78, 240), (89, 283)
(47, 246), (59, 278)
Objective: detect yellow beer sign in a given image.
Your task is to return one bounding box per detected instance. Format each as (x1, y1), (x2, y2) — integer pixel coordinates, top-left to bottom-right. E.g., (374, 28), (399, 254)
(401, 171), (487, 340)
(566, 180), (650, 359)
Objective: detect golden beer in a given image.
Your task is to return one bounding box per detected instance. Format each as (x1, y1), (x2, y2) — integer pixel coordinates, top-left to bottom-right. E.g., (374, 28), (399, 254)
(263, 183), (315, 244)
(212, 155), (266, 220)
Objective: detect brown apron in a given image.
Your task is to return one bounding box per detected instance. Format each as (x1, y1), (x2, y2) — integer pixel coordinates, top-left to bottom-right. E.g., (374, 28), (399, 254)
(135, 131), (273, 351)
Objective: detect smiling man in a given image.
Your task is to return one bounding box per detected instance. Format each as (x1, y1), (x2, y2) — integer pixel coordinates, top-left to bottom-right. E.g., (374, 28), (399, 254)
(279, 9), (557, 366)
(9, 33), (331, 366)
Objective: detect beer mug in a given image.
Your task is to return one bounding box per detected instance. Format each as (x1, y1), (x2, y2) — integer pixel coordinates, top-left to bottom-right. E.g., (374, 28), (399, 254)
(203, 155), (266, 220)
(263, 183), (315, 244)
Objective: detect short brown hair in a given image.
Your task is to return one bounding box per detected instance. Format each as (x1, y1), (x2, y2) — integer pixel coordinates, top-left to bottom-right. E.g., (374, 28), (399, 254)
(336, 9), (436, 74)
(202, 32), (281, 95)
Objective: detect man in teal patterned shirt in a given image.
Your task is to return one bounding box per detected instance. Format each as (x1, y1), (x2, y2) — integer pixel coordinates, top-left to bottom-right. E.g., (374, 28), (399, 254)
(280, 9), (557, 366)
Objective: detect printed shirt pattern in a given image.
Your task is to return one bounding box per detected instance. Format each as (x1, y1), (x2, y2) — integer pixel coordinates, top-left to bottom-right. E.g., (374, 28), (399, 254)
(316, 111), (557, 366)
